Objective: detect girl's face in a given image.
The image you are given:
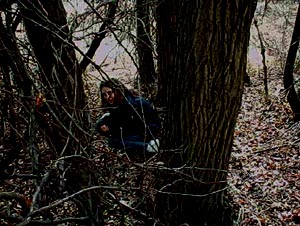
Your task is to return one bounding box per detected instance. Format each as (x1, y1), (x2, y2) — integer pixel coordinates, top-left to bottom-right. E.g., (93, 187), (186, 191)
(101, 86), (115, 105)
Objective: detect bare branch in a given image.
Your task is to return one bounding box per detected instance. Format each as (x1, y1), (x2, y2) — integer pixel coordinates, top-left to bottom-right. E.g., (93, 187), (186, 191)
(79, 0), (118, 71)
(0, 192), (30, 217)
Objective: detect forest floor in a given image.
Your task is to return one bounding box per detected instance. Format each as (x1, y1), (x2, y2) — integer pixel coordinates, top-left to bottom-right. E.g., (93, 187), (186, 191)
(1, 55), (300, 226)
(229, 65), (300, 226)
(90, 61), (300, 226)
(91, 61), (300, 226)
(2, 64), (299, 226)
(229, 3), (300, 225)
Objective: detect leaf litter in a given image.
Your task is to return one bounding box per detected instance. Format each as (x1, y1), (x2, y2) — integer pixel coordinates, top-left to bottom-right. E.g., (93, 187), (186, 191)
(229, 65), (300, 226)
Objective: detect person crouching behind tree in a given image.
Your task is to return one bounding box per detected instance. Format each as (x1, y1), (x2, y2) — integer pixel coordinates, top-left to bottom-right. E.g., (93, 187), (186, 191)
(95, 78), (161, 160)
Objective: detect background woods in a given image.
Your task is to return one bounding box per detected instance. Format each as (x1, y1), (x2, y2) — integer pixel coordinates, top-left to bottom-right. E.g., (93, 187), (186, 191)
(1, 0), (300, 226)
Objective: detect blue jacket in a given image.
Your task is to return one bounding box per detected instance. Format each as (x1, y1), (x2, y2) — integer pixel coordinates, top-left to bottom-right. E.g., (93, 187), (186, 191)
(96, 95), (161, 141)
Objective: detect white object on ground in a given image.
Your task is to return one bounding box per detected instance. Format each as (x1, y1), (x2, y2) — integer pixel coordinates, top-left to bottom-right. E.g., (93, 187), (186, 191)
(147, 139), (160, 153)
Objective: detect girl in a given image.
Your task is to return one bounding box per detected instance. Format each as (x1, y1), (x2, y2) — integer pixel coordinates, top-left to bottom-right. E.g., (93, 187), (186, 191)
(96, 78), (161, 159)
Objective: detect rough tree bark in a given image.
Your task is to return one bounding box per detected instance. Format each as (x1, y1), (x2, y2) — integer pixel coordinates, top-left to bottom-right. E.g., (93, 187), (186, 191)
(155, 1), (257, 226)
(0, 12), (33, 180)
(16, 0), (108, 225)
(283, 3), (300, 122)
(18, 0), (88, 155)
(136, 0), (156, 92)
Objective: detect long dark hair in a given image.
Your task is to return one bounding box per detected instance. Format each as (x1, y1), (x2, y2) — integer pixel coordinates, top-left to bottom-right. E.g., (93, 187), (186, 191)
(99, 78), (136, 107)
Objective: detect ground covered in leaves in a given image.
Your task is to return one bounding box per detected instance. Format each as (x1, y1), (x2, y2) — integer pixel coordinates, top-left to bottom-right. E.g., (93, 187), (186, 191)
(229, 66), (300, 226)
(1, 67), (300, 226)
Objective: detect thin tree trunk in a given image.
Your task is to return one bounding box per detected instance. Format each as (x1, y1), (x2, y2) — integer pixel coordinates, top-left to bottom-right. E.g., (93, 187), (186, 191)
(80, 1), (118, 71)
(254, 19), (269, 100)
(283, 4), (300, 122)
(0, 14), (33, 181)
(136, 0), (156, 91)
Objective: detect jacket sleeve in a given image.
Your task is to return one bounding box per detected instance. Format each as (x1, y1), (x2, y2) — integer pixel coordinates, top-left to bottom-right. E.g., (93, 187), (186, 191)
(95, 112), (111, 136)
(138, 98), (161, 138)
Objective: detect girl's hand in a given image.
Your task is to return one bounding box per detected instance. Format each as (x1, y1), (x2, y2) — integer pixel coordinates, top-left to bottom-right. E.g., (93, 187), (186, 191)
(100, 125), (109, 132)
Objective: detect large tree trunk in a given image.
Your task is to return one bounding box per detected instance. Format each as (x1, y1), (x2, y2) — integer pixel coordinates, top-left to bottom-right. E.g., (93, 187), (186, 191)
(0, 11), (34, 180)
(283, 4), (300, 122)
(19, 0), (88, 155)
(155, 1), (256, 225)
(17, 1), (103, 225)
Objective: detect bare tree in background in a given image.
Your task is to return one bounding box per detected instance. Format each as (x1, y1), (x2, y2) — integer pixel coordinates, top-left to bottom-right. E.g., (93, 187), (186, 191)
(283, 3), (300, 121)
(136, 0), (156, 94)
